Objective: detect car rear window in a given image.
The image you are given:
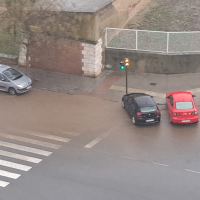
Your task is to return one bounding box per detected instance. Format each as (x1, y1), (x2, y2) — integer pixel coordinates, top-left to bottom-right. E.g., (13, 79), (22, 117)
(140, 106), (157, 113)
(175, 102), (193, 110)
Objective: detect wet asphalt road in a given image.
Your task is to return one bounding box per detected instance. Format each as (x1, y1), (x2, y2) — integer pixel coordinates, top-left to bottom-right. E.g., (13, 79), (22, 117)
(0, 89), (200, 200)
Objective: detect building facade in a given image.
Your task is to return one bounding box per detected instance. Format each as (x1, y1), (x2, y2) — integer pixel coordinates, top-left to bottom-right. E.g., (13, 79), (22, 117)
(18, 0), (150, 77)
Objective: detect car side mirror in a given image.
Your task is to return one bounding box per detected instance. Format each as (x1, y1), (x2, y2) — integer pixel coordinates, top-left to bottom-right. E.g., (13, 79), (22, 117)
(192, 95), (196, 97)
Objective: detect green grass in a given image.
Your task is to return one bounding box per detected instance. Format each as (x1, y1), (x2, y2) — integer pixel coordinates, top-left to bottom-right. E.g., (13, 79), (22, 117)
(0, 29), (20, 56)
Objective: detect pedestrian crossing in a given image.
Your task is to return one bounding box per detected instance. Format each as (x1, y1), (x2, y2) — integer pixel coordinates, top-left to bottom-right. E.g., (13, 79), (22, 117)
(0, 128), (76, 188)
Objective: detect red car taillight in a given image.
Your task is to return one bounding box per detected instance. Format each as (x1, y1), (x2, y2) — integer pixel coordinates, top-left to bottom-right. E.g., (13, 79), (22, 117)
(137, 112), (142, 118)
(157, 110), (160, 116)
(192, 111), (198, 115)
(173, 113), (180, 116)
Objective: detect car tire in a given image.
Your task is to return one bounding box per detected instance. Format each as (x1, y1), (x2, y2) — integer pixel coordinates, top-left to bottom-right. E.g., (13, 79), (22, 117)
(169, 117), (173, 124)
(122, 101), (125, 109)
(132, 116), (137, 125)
(8, 88), (17, 95)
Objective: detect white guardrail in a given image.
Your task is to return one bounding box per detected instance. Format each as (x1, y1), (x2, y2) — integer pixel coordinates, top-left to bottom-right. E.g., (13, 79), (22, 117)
(105, 28), (200, 54)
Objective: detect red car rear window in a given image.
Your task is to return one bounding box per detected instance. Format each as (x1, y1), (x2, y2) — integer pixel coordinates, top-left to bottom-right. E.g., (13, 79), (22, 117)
(175, 102), (193, 110)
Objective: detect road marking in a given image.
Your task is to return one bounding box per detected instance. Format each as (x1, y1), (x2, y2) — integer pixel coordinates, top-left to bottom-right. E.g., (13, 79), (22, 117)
(0, 180), (9, 187)
(185, 169), (200, 174)
(0, 170), (21, 179)
(9, 128), (71, 142)
(0, 159), (32, 171)
(0, 132), (61, 149)
(122, 156), (137, 160)
(42, 130), (80, 137)
(110, 85), (166, 98)
(187, 88), (200, 94)
(0, 141), (52, 156)
(0, 150), (42, 164)
(85, 131), (111, 149)
(152, 162), (169, 167)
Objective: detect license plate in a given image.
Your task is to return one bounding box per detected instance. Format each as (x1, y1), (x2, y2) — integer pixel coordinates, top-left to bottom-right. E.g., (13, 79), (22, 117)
(182, 120), (190, 122)
(146, 119), (154, 122)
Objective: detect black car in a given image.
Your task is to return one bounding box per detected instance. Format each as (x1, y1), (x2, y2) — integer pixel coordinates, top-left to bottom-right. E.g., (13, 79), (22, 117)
(122, 93), (161, 125)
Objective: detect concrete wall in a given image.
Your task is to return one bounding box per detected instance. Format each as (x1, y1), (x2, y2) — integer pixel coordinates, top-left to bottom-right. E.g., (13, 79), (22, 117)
(105, 49), (200, 74)
(95, 0), (151, 40)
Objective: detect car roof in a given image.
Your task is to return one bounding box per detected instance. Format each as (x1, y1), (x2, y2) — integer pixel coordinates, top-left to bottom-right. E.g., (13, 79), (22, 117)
(123, 93), (148, 98)
(135, 95), (156, 107)
(0, 64), (11, 73)
(173, 92), (193, 102)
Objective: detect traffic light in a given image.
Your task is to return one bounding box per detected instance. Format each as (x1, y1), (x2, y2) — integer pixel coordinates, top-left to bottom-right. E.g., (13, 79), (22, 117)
(120, 61), (125, 70)
(124, 58), (129, 67)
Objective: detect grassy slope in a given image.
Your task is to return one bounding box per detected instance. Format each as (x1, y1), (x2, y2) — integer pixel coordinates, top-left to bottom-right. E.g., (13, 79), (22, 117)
(0, 3), (20, 56)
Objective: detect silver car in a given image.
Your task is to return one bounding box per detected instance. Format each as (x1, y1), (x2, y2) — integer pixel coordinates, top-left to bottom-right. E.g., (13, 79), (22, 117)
(0, 64), (32, 95)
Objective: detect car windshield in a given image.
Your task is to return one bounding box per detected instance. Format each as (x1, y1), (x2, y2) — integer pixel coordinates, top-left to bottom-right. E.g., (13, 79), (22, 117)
(3, 68), (23, 80)
(175, 102), (193, 110)
(140, 106), (157, 113)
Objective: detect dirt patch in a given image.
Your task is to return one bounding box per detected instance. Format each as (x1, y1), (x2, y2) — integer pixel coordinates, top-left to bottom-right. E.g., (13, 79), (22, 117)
(126, 0), (200, 31)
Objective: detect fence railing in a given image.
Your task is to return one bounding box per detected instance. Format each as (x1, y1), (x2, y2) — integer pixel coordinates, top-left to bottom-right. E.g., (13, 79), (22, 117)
(106, 28), (200, 54)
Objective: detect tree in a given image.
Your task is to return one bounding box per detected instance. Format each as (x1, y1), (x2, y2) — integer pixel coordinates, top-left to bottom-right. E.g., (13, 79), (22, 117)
(1, 0), (72, 74)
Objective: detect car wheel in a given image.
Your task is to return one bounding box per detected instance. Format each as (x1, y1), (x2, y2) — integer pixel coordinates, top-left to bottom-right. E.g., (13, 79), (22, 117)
(122, 101), (125, 109)
(132, 116), (137, 125)
(169, 117), (173, 124)
(8, 88), (17, 95)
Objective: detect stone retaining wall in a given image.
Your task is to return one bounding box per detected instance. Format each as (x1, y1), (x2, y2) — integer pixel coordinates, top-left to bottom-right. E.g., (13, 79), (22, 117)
(82, 39), (103, 77)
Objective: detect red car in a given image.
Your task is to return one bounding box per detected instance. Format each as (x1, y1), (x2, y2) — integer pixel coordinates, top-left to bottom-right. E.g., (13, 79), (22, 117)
(166, 91), (199, 124)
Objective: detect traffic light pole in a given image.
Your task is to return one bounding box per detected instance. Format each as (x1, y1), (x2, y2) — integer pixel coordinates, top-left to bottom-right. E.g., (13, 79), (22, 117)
(120, 58), (129, 95)
(125, 65), (128, 94)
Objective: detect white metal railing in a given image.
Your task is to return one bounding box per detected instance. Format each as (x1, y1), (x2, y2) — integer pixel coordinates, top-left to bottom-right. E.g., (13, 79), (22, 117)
(106, 28), (200, 54)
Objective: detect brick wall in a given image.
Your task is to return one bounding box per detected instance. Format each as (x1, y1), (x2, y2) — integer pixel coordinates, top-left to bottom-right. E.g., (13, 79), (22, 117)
(30, 37), (84, 75)
(0, 53), (18, 66)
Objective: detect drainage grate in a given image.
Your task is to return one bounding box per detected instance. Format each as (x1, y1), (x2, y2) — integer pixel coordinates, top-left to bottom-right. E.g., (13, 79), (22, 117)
(150, 83), (157, 86)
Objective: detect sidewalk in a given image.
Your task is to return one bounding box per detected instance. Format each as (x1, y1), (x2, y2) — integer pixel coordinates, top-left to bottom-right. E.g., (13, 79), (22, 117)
(15, 66), (200, 105)
(93, 72), (200, 105)
(15, 66), (113, 94)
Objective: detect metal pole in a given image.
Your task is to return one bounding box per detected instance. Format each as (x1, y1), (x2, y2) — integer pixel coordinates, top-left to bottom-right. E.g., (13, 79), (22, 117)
(136, 30), (138, 50)
(126, 66), (128, 94)
(105, 28), (107, 48)
(167, 32), (169, 54)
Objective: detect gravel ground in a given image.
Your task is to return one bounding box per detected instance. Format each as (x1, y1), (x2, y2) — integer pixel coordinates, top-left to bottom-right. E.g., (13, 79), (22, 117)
(127, 0), (200, 32)
(107, 0), (200, 52)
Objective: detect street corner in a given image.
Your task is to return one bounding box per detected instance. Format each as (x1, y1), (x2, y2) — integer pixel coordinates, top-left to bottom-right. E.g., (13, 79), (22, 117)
(94, 71), (124, 92)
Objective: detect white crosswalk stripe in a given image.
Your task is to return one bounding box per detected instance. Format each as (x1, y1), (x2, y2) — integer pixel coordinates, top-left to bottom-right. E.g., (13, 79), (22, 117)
(0, 170), (21, 179)
(0, 128), (72, 188)
(0, 132), (61, 149)
(0, 150), (42, 163)
(0, 159), (32, 171)
(0, 180), (9, 187)
(9, 128), (71, 142)
(0, 141), (52, 156)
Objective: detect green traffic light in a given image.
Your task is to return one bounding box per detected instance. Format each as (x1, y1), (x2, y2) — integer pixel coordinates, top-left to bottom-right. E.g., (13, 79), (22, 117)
(120, 65), (125, 70)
